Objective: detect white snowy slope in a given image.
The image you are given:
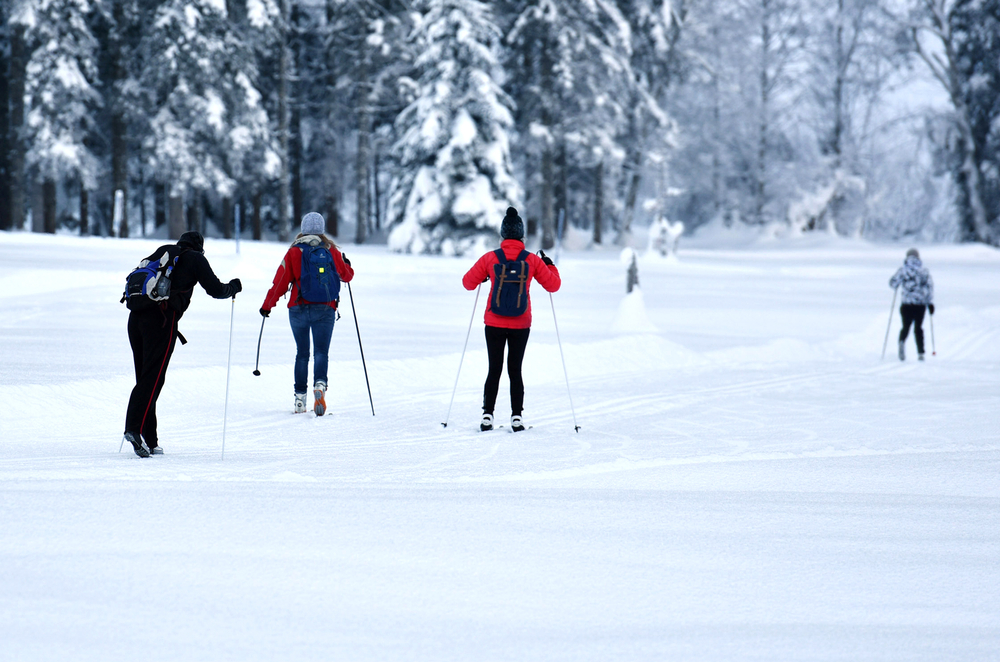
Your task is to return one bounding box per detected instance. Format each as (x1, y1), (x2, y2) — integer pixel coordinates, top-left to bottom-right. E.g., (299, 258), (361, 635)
(1, 231), (998, 661)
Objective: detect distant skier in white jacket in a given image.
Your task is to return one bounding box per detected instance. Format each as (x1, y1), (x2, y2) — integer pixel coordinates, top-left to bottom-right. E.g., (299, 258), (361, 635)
(889, 248), (934, 361)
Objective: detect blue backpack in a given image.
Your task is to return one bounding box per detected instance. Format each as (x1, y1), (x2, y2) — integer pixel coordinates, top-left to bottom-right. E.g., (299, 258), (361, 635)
(489, 249), (530, 317)
(121, 245), (184, 311)
(298, 244), (340, 303)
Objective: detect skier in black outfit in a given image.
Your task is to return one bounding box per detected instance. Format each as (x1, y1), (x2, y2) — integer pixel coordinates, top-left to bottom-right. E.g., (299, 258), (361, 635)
(123, 231), (241, 456)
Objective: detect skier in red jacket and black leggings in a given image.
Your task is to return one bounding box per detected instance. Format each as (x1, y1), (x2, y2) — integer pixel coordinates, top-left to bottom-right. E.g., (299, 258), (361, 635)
(462, 207), (561, 432)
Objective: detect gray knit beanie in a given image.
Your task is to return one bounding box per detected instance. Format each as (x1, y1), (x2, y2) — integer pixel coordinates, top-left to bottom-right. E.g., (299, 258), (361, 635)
(906, 248), (919, 259)
(301, 212), (325, 235)
(500, 207), (524, 240)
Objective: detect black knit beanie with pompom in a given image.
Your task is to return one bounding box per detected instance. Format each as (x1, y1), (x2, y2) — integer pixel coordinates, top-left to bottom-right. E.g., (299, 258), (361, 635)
(500, 206), (524, 240)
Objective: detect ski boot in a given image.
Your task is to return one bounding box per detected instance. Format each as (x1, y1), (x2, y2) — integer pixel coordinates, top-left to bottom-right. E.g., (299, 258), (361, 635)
(480, 413), (494, 431)
(294, 392), (307, 414)
(511, 415), (525, 432)
(314, 381), (327, 417)
(898, 340), (905, 361)
(124, 432), (149, 458)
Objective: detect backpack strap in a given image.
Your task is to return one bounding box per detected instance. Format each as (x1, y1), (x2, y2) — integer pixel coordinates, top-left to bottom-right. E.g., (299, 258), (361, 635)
(492, 250), (507, 310)
(515, 250), (529, 309)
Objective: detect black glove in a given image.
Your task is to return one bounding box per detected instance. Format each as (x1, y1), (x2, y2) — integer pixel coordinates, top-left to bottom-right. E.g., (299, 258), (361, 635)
(928, 304), (935, 315)
(341, 253), (351, 267)
(229, 278), (242, 294)
(260, 307), (270, 318)
(538, 250), (554, 267)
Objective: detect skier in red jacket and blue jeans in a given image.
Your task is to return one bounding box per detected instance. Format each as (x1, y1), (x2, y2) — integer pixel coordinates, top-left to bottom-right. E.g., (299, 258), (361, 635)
(261, 212), (354, 415)
(462, 207), (561, 432)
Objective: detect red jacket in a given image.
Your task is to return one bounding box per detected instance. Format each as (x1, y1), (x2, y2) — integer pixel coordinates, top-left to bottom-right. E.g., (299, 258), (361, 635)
(462, 239), (561, 329)
(262, 237), (355, 311)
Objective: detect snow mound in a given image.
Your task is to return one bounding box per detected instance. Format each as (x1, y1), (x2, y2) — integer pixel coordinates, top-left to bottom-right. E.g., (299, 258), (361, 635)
(610, 289), (659, 335)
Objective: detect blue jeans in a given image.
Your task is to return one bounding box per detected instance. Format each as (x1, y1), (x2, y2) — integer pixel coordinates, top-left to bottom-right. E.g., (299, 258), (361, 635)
(289, 304), (336, 393)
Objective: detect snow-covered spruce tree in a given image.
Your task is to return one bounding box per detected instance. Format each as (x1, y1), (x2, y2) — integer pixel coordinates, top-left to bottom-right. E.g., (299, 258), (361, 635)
(17, 0), (102, 234)
(949, 0), (1000, 244)
(141, 0), (279, 239)
(386, 0), (520, 256)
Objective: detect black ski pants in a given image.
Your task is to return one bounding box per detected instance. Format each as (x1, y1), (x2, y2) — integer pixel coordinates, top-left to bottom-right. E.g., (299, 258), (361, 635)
(125, 307), (180, 447)
(899, 303), (926, 354)
(483, 325), (530, 416)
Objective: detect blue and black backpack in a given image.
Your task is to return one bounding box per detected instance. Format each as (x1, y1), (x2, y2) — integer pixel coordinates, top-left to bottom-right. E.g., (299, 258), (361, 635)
(298, 244), (340, 303)
(121, 245), (185, 311)
(489, 249), (530, 317)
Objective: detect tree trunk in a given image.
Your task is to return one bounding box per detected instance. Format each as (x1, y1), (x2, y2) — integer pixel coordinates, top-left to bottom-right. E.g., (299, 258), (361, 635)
(324, 0), (340, 238)
(43, 179), (57, 233)
(619, 143), (642, 246)
(80, 186), (88, 236)
(252, 190), (262, 240)
(592, 161), (604, 245)
(829, 0), (845, 168)
(326, 194), (339, 238)
(539, 38), (555, 250)
(168, 193), (185, 240)
(756, 0), (771, 225)
(556, 139), (567, 229)
(277, 0), (291, 241)
(355, 46), (371, 245)
(221, 196), (233, 239)
(31, 181), (44, 232)
(372, 149), (381, 231)
(112, 115), (128, 237)
(8, 24), (26, 230)
(290, 2), (303, 227)
(0, 14), (9, 231)
(155, 183), (166, 229)
(191, 189), (204, 235)
(540, 147), (555, 249)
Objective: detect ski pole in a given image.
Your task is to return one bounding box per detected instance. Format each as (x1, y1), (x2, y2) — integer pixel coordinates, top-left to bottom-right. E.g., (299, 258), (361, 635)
(221, 295), (236, 460)
(930, 310), (936, 356)
(550, 292), (580, 432)
(253, 315), (266, 376)
(881, 286), (898, 361)
(347, 281), (375, 416)
(442, 284), (481, 428)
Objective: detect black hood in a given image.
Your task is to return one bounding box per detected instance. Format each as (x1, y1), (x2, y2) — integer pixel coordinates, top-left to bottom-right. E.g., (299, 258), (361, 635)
(178, 231), (205, 253)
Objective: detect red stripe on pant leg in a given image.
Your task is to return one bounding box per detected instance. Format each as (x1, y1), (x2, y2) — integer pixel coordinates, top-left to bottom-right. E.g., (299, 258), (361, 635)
(140, 311), (175, 434)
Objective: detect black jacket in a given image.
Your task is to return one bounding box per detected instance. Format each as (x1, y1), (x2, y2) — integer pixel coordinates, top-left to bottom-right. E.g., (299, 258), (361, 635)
(165, 248), (237, 315)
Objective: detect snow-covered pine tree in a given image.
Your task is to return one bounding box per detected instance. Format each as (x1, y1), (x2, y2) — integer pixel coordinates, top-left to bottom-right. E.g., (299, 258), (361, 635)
(141, 0), (279, 239)
(17, 0), (102, 233)
(386, 0), (520, 256)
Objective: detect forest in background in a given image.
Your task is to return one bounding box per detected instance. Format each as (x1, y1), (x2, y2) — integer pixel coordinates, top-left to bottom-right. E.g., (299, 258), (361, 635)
(0, 0), (998, 252)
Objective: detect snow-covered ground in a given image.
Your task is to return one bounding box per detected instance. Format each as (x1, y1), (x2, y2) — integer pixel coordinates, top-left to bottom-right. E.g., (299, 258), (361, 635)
(1, 230), (998, 661)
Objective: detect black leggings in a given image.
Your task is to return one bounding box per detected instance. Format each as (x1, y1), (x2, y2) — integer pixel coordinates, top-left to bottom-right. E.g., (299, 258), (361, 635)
(125, 308), (179, 446)
(483, 326), (530, 416)
(899, 304), (926, 354)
